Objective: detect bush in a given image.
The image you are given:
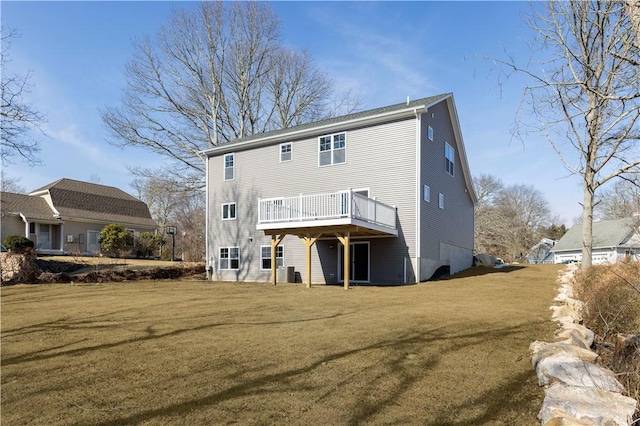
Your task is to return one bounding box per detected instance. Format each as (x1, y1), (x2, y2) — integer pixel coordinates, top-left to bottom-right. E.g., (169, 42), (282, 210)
(574, 260), (640, 339)
(98, 224), (133, 257)
(134, 232), (164, 258)
(574, 260), (640, 410)
(3, 235), (35, 253)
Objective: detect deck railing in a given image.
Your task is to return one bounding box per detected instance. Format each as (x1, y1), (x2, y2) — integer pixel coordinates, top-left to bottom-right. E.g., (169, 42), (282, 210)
(258, 190), (396, 230)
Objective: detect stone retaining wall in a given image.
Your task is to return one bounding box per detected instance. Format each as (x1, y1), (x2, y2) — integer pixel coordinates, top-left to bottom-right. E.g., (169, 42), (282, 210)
(0, 251), (39, 284)
(530, 264), (637, 425)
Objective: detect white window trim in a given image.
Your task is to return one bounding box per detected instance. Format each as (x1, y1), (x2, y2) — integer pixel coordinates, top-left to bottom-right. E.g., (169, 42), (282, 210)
(219, 246), (240, 270)
(423, 185), (430, 202)
(221, 202), (237, 220)
(439, 193), (445, 209)
(280, 142), (292, 162)
(260, 245), (284, 270)
(318, 132), (347, 167)
(224, 153), (235, 181)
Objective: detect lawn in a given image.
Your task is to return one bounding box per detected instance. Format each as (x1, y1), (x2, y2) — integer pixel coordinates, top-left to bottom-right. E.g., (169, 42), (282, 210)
(1, 264), (562, 425)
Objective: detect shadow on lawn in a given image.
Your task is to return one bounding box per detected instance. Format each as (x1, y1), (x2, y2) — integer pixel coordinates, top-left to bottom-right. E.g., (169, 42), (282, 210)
(86, 321), (543, 426)
(0, 311), (357, 366)
(439, 265), (526, 279)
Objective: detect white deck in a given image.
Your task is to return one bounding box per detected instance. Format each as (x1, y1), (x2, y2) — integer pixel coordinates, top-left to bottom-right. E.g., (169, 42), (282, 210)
(257, 190), (397, 236)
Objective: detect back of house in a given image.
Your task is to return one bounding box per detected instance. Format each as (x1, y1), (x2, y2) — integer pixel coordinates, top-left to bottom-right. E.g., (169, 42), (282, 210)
(203, 93), (477, 285)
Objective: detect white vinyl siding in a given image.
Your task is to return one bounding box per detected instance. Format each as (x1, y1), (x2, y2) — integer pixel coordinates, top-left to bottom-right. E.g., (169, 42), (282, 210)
(445, 142), (455, 176)
(224, 153), (234, 181)
(219, 247), (239, 270)
(260, 245), (284, 270)
(222, 202), (236, 220)
(318, 132), (346, 166)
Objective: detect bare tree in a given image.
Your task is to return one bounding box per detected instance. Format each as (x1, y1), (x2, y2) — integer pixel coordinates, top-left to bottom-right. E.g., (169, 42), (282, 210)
(1, 26), (46, 166)
(0, 170), (27, 193)
(595, 176), (640, 219)
(474, 174), (554, 261)
(500, 1), (640, 268)
(102, 2), (357, 190)
(131, 175), (206, 261)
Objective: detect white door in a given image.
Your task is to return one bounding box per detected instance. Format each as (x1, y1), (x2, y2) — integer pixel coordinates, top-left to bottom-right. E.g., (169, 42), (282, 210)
(87, 231), (100, 254)
(38, 224), (51, 249)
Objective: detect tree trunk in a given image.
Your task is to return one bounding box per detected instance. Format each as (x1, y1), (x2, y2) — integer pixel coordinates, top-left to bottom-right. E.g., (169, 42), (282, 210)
(581, 160), (596, 269)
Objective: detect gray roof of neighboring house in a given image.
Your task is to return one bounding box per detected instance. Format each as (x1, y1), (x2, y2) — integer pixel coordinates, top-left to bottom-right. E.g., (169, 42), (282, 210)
(1, 192), (59, 222)
(202, 93), (450, 156)
(10, 178), (157, 228)
(552, 218), (640, 252)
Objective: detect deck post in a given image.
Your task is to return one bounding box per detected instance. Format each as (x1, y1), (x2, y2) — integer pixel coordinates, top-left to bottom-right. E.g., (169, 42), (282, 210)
(300, 234), (321, 288)
(336, 231), (351, 290)
(271, 234), (285, 285)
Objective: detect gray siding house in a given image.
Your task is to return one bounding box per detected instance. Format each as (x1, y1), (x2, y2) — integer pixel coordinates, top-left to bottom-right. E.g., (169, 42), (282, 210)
(203, 93), (477, 287)
(552, 217), (640, 264)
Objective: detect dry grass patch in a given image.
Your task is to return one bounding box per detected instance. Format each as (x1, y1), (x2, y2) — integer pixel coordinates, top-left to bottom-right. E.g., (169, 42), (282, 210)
(1, 264), (561, 425)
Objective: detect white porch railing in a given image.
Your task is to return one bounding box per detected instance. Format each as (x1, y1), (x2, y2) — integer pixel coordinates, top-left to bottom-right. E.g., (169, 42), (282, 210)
(258, 190), (396, 230)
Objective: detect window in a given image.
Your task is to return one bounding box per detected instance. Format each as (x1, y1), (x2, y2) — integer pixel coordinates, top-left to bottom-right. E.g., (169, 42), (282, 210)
(219, 247), (239, 270)
(428, 126), (434, 141)
(222, 202), (236, 220)
(29, 222), (35, 234)
(439, 193), (445, 209)
(224, 153), (234, 181)
(445, 142), (455, 176)
(261, 245), (284, 270)
(280, 143), (292, 162)
(423, 185), (430, 202)
(319, 132), (346, 166)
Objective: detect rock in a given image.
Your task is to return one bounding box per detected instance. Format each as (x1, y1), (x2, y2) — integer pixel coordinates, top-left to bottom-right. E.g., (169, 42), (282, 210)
(539, 383), (637, 426)
(535, 354), (625, 392)
(553, 294), (584, 312)
(550, 305), (582, 323)
(474, 253), (497, 267)
(530, 341), (598, 368)
(541, 409), (594, 425)
(1, 251), (39, 284)
(555, 324), (594, 348)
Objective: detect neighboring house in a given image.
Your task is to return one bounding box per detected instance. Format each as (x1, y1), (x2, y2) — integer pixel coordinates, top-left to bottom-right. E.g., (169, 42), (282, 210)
(552, 217), (640, 264)
(1, 178), (157, 255)
(526, 238), (557, 264)
(202, 93), (477, 287)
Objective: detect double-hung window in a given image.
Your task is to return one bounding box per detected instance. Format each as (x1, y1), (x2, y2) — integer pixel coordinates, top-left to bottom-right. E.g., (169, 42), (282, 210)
(445, 143), (455, 176)
(219, 247), (239, 270)
(280, 143), (292, 162)
(319, 132), (346, 166)
(261, 245), (284, 270)
(222, 202), (236, 220)
(224, 153), (234, 181)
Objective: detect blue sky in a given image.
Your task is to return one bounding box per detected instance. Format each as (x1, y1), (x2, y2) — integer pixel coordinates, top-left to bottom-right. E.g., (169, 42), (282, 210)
(2, 1), (584, 225)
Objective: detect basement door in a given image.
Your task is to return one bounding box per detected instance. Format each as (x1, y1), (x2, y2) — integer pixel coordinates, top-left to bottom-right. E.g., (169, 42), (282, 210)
(338, 241), (370, 283)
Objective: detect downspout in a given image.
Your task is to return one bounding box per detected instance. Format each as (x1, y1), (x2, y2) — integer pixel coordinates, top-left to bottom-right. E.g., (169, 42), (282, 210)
(414, 108), (422, 283)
